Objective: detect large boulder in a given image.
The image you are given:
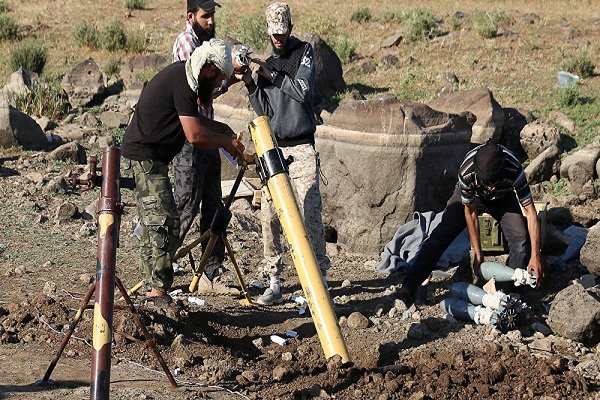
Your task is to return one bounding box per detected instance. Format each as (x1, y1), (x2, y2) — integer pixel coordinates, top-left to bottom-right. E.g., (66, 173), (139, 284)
(547, 283), (600, 347)
(316, 98), (472, 253)
(120, 54), (167, 89)
(0, 67), (39, 97)
(581, 222), (600, 276)
(297, 33), (345, 109)
(0, 97), (47, 150)
(428, 87), (504, 144)
(560, 145), (600, 180)
(524, 144), (561, 184)
(61, 58), (105, 108)
(519, 119), (562, 160)
(500, 107), (534, 161)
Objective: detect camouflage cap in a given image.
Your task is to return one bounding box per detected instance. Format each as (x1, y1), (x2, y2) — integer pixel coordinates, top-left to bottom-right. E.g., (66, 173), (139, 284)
(266, 3), (291, 35)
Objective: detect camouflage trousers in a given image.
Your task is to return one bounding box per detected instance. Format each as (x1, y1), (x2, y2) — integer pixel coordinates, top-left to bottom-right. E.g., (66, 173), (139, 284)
(173, 141), (224, 279)
(261, 143), (330, 277)
(125, 158), (181, 292)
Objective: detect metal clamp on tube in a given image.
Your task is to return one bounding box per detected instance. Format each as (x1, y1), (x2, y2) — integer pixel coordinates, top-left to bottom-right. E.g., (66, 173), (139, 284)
(257, 147), (291, 184)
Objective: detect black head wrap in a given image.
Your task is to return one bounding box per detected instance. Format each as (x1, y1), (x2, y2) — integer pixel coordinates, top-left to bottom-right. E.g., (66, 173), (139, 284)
(474, 140), (505, 184)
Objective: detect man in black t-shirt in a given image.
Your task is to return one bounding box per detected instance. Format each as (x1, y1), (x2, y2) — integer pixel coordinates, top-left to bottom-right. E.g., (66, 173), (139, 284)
(121, 38), (244, 305)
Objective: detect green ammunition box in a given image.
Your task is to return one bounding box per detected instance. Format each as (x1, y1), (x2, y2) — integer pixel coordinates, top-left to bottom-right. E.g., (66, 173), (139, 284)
(478, 213), (505, 252)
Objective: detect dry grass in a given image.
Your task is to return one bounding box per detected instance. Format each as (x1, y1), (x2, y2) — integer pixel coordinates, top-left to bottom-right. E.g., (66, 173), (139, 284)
(0, 0), (598, 114)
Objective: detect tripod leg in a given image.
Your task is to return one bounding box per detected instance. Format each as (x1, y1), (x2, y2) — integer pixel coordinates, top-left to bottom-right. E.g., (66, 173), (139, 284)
(42, 282), (96, 383)
(118, 280), (145, 301)
(222, 236), (253, 306)
(173, 230), (211, 262)
(115, 277), (177, 388)
(189, 233), (219, 293)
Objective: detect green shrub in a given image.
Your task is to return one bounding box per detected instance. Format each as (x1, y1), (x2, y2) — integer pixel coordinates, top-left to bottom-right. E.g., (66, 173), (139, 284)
(402, 8), (442, 42)
(102, 19), (127, 51)
(123, 0), (145, 10)
(9, 42), (47, 74)
(473, 9), (507, 39)
(329, 35), (357, 64)
(126, 29), (145, 53)
(556, 85), (582, 108)
(547, 179), (572, 197)
(446, 14), (463, 31)
(6, 80), (68, 119)
(0, 1), (9, 13)
(561, 53), (596, 78)
(0, 14), (18, 41)
(228, 14), (267, 51)
(350, 7), (371, 23)
(103, 57), (121, 76)
(74, 21), (100, 49)
(381, 9), (400, 24)
(394, 72), (427, 101)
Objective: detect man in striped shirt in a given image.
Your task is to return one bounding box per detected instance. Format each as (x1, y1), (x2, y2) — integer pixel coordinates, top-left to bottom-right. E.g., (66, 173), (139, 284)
(396, 139), (544, 302)
(171, 0), (240, 295)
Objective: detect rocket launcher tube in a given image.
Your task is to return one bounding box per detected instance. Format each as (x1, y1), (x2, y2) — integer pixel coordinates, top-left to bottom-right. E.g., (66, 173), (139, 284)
(248, 116), (351, 363)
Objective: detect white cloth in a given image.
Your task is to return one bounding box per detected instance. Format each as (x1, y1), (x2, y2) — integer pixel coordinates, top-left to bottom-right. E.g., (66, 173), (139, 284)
(185, 38), (233, 93)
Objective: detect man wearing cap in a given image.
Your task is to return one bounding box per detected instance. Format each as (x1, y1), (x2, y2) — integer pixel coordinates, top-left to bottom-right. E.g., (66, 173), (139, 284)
(395, 139), (544, 302)
(171, 0), (242, 295)
(240, 2), (330, 305)
(121, 39), (245, 305)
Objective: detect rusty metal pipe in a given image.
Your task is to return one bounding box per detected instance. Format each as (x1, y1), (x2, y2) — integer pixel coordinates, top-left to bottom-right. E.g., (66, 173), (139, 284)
(90, 147), (122, 400)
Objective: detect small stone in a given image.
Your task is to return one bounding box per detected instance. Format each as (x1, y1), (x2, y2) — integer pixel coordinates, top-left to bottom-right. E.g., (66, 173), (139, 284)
(394, 299), (408, 313)
(341, 279), (351, 288)
(80, 273), (94, 284)
(14, 265), (28, 276)
(505, 330), (523, 343)
(272, 364), (294, 381)
(338, 316), (347, 326)
(252, 337), (266, 349)
(281, 352), (293, 362)
(241, 369), (259, 382)
(347, 312), (369, 329)
(43, 281), (58, 299)
(388, 307), (398, 319)
(327, 354), (343, 371)
(529, 338), (553, 353)
(66, 349), (76, 357)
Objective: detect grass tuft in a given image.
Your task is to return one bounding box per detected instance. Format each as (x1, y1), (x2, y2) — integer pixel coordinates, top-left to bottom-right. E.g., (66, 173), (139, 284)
(227, 14), (267, 51)
(103, 57), (121, 76)
(9, 41), (47, 74)
(561, 52), (596, 78)
(0, 0), (8, 13)
(555, 85), (582, 108)
(0, 14), (18, 41)
(102, 19), (127, 51)
(350, 7), (371, 24)
(74, 21), (100, 49)
(123, 0), (145, 10)
(402, 8), (442, 42)
(473, 9), (507, 39)
(6, 79), (68, 119)
(126, 29), (145, 53)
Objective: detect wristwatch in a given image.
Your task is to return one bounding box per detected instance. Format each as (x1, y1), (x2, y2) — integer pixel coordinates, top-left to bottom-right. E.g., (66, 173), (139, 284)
(270, 70), (278, 83)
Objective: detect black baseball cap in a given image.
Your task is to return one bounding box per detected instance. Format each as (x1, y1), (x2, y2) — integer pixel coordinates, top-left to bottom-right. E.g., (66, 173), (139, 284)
(187, 0), (221, 11)
(474, 140), (505, 184)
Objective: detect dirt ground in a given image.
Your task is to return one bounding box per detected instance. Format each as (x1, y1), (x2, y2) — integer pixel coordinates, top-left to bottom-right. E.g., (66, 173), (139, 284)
(0, 150), (599, 400)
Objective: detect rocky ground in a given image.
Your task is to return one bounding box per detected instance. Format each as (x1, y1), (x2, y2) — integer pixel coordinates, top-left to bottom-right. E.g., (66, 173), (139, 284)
(0, 147), (599, 400)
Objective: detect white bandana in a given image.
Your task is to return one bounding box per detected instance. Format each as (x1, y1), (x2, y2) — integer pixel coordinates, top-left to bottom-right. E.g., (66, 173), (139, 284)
(185, 38), (233, 93)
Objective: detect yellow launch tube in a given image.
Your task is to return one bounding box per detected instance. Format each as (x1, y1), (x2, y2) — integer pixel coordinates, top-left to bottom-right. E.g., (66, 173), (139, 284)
(249, 116), (351, 363)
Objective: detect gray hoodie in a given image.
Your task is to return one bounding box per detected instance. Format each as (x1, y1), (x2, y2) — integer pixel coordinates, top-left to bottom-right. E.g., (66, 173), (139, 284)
(246, 36), (317, 147)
